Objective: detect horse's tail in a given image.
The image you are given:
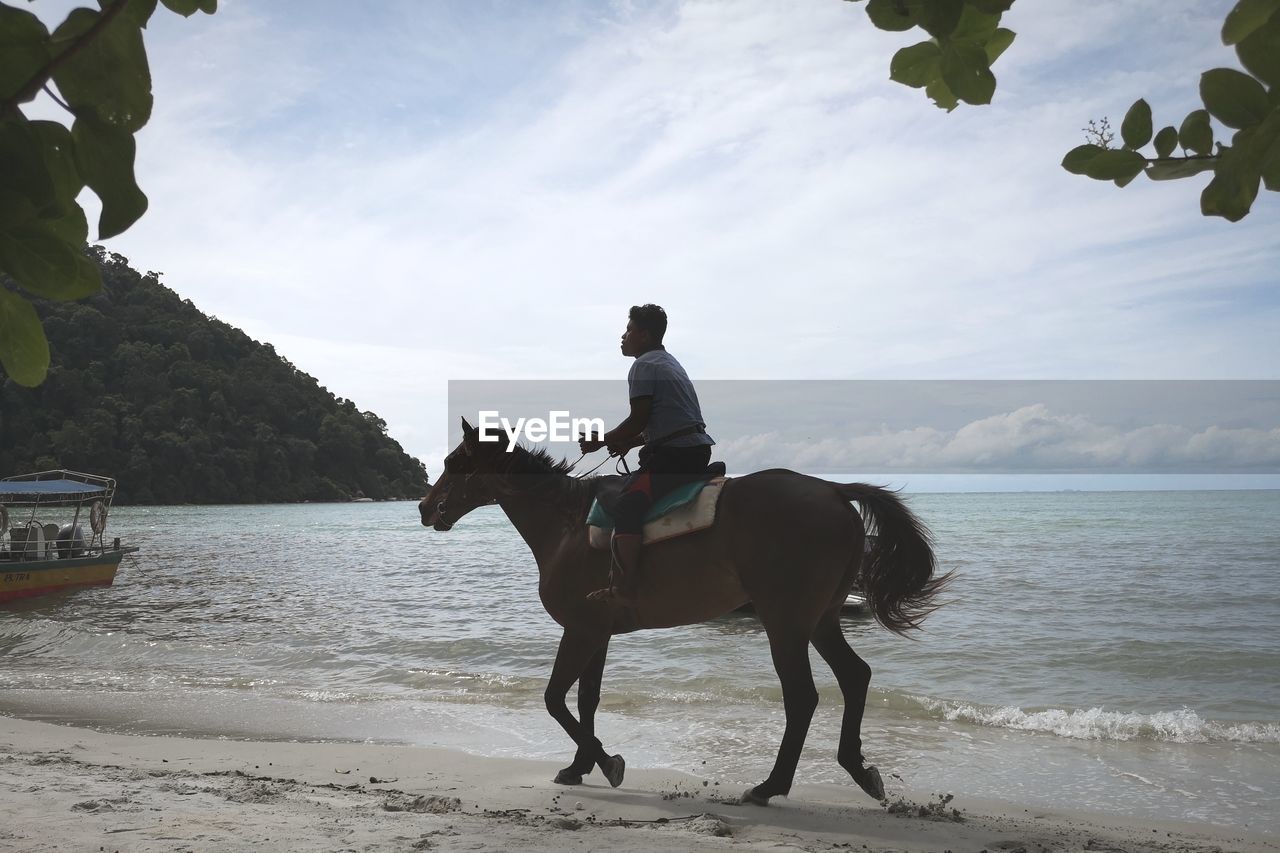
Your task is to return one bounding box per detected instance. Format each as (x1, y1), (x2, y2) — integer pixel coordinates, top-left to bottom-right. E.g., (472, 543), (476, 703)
(838, 483), (950, 637)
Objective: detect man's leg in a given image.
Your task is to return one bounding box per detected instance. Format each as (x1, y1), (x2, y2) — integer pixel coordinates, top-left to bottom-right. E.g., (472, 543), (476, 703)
(587, 447), (710, 604)
(588, 477), (650, 604)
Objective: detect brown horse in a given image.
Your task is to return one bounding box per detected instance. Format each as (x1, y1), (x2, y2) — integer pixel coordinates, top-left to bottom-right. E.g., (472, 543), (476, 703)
(418, 417), (947, 805)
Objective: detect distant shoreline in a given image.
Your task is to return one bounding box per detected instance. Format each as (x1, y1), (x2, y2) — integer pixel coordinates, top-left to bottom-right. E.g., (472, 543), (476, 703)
(101, 485), (1280, 508)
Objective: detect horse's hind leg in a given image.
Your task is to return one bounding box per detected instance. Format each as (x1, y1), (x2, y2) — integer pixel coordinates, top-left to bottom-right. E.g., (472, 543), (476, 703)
(545, 630), (625, 788)
(554, 639), (610, 785)
(742, 628), (819, 806)
(811, 610), (884, 801)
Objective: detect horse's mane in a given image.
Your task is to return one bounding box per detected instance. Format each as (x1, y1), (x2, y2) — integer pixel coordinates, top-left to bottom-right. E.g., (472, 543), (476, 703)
(490, 444), (604, 519)
(515, 445), (581, 478)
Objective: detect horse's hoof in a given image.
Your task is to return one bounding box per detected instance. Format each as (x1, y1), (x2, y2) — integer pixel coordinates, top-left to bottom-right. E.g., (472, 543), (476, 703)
(601, 754), (625, 788)
(740, 786), (771, 806)
(852, 764), (884, 801)
(554, 769), (584, 785)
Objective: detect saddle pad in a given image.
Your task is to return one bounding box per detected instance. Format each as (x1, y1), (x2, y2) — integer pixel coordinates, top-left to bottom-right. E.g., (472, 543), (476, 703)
(587, 477), (727, 549)
(588, 477), (711, 528)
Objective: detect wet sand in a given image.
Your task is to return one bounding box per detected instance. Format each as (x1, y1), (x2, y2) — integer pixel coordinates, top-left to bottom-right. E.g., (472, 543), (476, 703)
(1, 714), (1272, 852)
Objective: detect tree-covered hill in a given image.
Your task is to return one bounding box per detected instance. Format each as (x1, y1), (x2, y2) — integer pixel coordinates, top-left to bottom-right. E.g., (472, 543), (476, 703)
(0, 249), (429, 504)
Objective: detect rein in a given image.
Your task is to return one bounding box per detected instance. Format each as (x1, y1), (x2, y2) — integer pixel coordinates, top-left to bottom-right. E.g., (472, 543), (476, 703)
(566, 451), (630, 478)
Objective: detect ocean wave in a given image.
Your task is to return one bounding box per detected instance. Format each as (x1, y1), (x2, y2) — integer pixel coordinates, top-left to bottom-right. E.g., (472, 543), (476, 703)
(914, 698), (1280, 744)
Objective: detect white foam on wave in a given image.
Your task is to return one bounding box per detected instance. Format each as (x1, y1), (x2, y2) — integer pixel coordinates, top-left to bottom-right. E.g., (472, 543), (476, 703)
(917, 699), (1280, 744)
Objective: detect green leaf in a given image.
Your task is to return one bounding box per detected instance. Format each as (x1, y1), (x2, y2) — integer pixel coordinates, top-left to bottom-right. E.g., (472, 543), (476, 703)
(1061, 144), (1107, 175)
(1261, 138), (1280, 190)
(0, 286), (50, 386)
(984, 27), (1016, 64)
(159, 0), (216, 15)
(51, 7), (153, 132)
(919, 0), (964, 38)
(1121, 99), (1153, 149)
(925, 76), (959, 112)
(40, 204), (89, 246)
(1221, 0), (1280, 45)
(1241, 108), (1280, 190)
(71, 116), (148, 239)
(940, 41), (995, 105)
(864, 0), (919, 31)
(0, 190), (36, 229)
(0, 180), (87, 247)
(0, 225), (99, 300)
(1081, 148), (1147, 184)
(1236, 16), (1280, 89)
(1113, 168), (1142, 188)
(1145, 158), (1219, 181)
(889, 41), (941, 88)
(1254, 110), (1280, 189)
(0, 118), (57, 210)
(1179, 109), (1214, 155)
(1200, 67), (1270, 129)
(29, 120), (86, 216)
(0, 3), (51, 104)
(1200, 146), (1261, 221)
(110, 0), (160, 28)
(1153, 126), (1179, 158)
(951, 4), (1000, 42)
(966, 0), (1015, 13)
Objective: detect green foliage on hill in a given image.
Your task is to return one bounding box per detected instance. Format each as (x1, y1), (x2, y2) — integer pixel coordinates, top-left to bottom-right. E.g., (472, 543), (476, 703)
(0, 248), (429, 504)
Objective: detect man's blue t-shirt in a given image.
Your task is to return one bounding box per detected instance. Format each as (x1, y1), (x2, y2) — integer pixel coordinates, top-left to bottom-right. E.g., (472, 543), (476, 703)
(627, 348), (714, 448)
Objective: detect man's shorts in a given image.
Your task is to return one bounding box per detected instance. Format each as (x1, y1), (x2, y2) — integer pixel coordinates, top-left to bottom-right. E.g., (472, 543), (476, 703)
(613, 444), (713, 535)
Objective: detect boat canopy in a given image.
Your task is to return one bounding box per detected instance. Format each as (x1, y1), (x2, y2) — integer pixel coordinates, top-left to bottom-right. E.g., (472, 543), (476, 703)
(0, 471), (114, 502)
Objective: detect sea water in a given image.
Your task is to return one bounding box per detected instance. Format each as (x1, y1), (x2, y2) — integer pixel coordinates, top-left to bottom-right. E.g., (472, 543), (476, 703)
(1, 490), (1276, 834)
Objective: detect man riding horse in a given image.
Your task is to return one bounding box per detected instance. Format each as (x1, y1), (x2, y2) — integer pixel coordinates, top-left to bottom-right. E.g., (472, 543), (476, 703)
(578, 304), (715, 605)
(420, 314), (947, 804)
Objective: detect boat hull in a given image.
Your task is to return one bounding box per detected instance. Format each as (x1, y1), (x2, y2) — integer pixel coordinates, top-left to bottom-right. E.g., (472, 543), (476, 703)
(0, 551), (126, 603)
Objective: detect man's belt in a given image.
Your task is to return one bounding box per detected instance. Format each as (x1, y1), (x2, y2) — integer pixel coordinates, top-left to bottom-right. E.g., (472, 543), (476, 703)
(647, 423), (706, 447)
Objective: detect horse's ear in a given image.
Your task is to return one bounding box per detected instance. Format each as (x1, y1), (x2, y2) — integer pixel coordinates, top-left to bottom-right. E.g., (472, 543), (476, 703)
(461, 416), (478, 455)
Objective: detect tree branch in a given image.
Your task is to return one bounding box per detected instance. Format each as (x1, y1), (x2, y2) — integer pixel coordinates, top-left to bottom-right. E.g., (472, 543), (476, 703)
(1144, 154), (1219, 164)
(1152, 153), (1218, 162)
(1, 0), (131, 118)
(41, 84), (72, 114)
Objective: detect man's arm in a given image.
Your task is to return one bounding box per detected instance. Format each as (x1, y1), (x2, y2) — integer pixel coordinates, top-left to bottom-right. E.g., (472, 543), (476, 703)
(580, 396), (652, 454)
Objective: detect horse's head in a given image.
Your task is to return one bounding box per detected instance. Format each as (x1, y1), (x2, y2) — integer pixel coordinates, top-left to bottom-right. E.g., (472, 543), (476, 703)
(419, 416), (508, 530)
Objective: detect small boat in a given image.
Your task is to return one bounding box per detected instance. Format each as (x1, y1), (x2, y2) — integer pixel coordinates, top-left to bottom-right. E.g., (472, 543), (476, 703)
(0, 470), (138, 603)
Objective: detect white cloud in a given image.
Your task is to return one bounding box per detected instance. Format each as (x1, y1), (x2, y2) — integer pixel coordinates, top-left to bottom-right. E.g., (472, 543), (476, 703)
(716, 403), (1280, 473)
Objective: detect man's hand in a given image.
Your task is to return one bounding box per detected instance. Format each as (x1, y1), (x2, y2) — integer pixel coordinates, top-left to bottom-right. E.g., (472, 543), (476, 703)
(579, 436), (606, 454)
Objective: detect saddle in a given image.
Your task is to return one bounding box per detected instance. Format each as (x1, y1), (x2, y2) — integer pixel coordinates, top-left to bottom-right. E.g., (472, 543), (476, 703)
(586, 462), (728, 550)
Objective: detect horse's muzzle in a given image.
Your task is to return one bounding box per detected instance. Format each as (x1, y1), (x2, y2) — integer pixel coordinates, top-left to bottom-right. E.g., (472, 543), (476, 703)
(422, 498), (454, 531)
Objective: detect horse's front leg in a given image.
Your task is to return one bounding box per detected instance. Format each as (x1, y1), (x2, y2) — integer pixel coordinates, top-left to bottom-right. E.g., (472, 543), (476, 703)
(544, 630), (625, 787)
(554, 639), (611, 785)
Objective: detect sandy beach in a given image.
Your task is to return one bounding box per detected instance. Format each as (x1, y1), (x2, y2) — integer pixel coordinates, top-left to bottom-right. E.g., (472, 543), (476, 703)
(1, 714), (1271, 853)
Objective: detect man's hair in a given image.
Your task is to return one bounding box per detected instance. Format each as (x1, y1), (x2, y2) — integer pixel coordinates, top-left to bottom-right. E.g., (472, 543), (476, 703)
(629, 304), (667, 342)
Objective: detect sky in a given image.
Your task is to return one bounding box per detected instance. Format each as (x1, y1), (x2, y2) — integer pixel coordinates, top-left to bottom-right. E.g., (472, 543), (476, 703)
(29, 0), (1280, 485)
